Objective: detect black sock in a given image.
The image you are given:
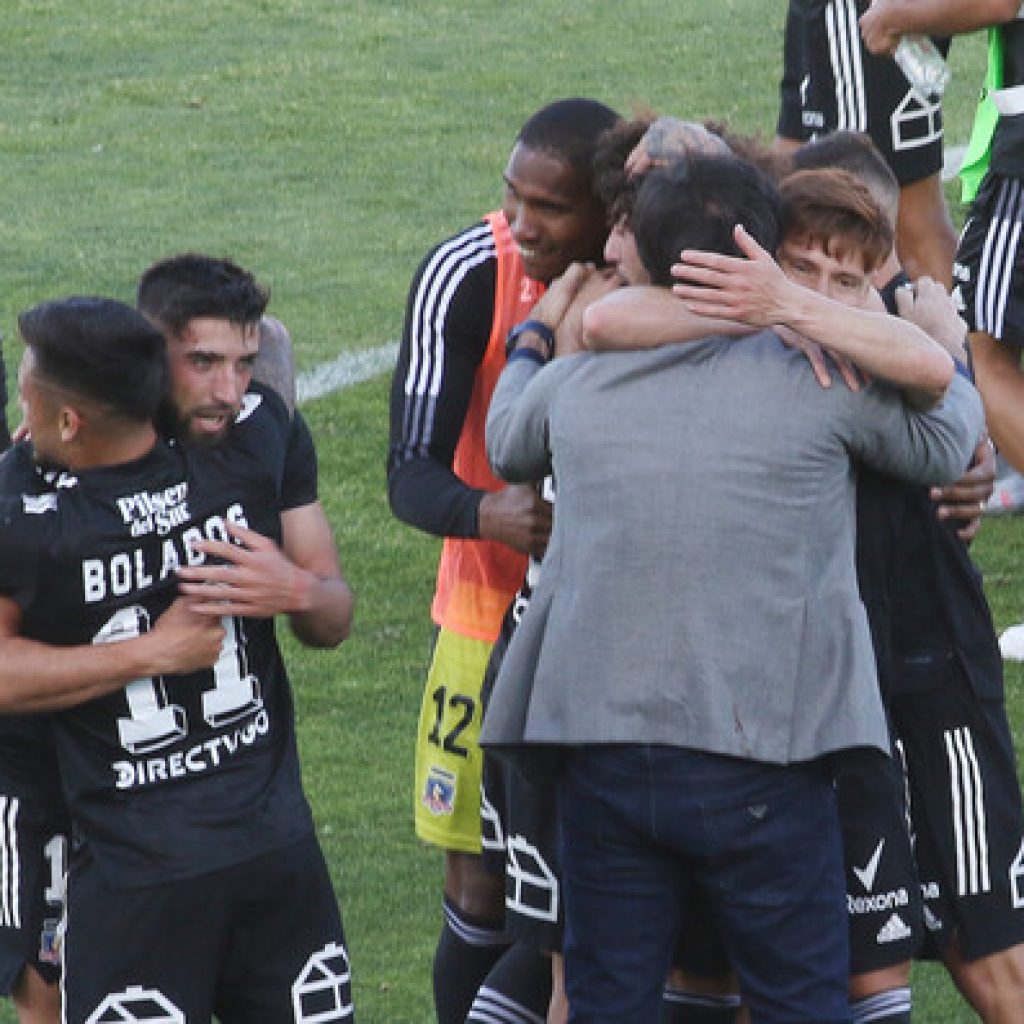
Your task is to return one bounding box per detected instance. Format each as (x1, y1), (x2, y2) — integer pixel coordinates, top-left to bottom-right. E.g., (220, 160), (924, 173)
(433, 896), (510, 1024)
(468, 941), (552, 1022)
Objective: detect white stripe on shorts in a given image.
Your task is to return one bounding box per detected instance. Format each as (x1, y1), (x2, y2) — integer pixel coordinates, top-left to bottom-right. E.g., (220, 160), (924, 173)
(826, 0), (867, 132)
(976, 177), (1024, 339)
(0, 797), (20, 929)
(944, 727), (991, 897)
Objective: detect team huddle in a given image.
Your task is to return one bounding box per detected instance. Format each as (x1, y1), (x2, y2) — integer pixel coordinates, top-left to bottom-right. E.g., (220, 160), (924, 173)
(1, 3), (1024, 1024)
(389, 3), (1024, 1024)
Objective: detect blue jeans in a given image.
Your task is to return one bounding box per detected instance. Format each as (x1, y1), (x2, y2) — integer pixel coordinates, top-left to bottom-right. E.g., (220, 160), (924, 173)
(558, 745), (851, 1024)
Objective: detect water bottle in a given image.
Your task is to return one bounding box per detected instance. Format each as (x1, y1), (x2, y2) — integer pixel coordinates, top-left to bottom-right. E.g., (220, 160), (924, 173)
(894, 35), (951, 99)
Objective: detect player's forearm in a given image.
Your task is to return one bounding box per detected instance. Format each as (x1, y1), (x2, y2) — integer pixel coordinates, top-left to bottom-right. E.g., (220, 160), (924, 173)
(387, 457), (483, 538)
(487, 357), (555, 484)
(0, 634), (163, 712)
(867, 0), (1019, 37)
(785, 291), (953, 402)
(287, 573), (354, 648)
(583, 286), (748, 352)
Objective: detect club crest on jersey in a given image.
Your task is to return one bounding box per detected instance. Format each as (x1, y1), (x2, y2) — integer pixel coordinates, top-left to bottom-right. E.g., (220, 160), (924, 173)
(39, 916), (61, 965)
(422, 765), (456, 816)
(115, 481), (190, 538)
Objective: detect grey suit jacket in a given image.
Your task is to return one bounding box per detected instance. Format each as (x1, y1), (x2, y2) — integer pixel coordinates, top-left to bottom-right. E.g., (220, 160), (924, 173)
(482, 333), (984, 764)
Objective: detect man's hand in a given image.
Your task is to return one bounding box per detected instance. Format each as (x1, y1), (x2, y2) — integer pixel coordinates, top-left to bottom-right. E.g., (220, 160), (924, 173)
(177, 521), (317, 618)
(775, 326), (863, 392)
(625, 116), (731, 179)
(894, 278), (967, 360)
(527, 262), (598, 338)
(672, 224), (799, 326)
(149, 597), (226, 675)
(518, 263), (620, 358)
(478, 483), (552, 558)
(931, 437), (996, 541)
(859, 0), (904, 56)
(556, 267), (621, 357)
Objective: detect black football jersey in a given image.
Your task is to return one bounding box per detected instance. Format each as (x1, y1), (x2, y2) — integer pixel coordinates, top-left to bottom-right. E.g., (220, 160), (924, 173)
(0, 388), (316, 888)
(0, 446), (66, 802)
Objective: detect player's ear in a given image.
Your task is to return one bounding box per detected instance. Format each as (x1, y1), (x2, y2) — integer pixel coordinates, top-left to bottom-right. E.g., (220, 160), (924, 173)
(59, 403), (83, 442)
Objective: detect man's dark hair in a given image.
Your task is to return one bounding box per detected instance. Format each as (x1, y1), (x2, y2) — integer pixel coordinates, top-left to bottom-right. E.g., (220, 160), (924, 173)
(793, 130), (900, 227)
(136, 254), (269, 338)
(593, 117), (654, 225)
(517, 98), (622, 185)
(19, 297), (168, 422)
(631, 156), (783, 286)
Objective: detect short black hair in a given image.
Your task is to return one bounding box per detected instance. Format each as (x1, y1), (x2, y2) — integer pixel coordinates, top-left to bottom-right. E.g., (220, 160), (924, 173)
(793, 130), (900, 226)
(631, 156), (783, 286)
(19, 297), (168, 422)
(136, 254), (269, 338)
(517, 98), (622, 185)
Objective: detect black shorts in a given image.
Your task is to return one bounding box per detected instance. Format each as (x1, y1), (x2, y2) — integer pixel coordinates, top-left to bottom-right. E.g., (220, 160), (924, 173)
(954, 173), (1024, 346)
(481, 752), (562, 953)
(777, 1), (810, 142)
(889, 668), (1024, 961)
(0, 791), (69, 995)
(785, 0), (945, 185)
(63, 833), (353, 1023)
(834, 747), (923, 973)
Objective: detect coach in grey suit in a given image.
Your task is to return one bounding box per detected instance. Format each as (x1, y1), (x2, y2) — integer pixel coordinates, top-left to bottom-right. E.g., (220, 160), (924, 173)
(481, 157), (985, 1023)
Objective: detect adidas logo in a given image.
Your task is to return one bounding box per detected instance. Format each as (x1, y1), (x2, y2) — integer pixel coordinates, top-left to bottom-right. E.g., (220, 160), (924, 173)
(877, 913), (912, 944)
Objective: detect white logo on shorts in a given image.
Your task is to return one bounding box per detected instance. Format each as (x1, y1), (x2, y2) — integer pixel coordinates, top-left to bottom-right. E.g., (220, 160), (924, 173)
(506, 834), (559, 923)
(876, 913), (913, 944)
(891, 88), (943, 152)
(479, 783), (504, 853)
(86, 986), (185, 1024)
(292, 942), (353, 1022)
(853, 839), (885, 892)
(1009, 837), (1024, 910)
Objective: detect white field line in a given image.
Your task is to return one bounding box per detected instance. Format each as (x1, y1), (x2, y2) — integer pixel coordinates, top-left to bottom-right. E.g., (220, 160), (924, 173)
(300, 149), (967, 405)
(296, 341), (398, 404)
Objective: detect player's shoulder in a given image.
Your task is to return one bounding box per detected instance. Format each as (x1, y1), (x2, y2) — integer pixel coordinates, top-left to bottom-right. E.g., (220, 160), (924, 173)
(231, 382), (291, 439)
(202, 382), (296, 487)
(0, 471), (55, 575)
(415, 218), (499, 290)
(0, 442), (46, 494)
